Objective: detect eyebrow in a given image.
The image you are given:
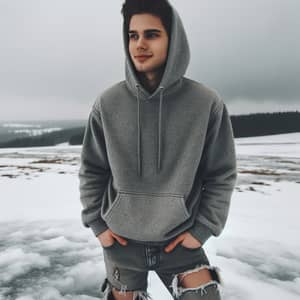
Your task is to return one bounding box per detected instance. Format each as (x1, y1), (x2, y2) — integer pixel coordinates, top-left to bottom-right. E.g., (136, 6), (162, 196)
(128, 29), (162, 34)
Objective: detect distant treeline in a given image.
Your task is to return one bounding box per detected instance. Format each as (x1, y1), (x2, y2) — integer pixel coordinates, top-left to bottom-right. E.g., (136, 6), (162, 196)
(231, 111), (300, 137)
(0, 111), (299, 148)
(0, 127), (85, 148)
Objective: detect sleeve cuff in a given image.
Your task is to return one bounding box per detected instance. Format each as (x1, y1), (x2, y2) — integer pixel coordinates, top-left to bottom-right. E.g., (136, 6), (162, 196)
(89, 219), (109, 237)
(188, 221), (213, 245)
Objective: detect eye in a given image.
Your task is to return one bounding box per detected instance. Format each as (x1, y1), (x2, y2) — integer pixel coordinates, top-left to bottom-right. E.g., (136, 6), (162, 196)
(145, 32), (159, 39)
(129, 33), (138, 40)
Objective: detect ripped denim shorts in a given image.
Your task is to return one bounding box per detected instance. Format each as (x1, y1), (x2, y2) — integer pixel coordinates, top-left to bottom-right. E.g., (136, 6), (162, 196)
(100, 237), (222, 300)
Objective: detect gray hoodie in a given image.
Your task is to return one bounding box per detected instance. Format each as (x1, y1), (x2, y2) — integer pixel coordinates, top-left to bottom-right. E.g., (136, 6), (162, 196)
(78, 5), (237, 245)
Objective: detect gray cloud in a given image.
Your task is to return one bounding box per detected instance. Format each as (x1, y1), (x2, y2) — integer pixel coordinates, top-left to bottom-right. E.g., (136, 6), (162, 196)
(0, 0), (299, 120)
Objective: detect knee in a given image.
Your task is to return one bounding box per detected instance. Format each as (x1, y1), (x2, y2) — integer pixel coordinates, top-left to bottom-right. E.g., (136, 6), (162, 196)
(170, 265), (222, 299)
(112, 287), (134, 300)
(112, 287), (151, 300)
(101, 278), (152, 300)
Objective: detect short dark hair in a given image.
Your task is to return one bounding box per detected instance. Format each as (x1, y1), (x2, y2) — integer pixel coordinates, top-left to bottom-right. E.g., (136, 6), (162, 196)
(121, 0), (173, 39)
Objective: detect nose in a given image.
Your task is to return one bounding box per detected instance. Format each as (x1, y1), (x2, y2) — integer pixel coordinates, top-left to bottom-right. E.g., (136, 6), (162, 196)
(136, 36), (147, 50)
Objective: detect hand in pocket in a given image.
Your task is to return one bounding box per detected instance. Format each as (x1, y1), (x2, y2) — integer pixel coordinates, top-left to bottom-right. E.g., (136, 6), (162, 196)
(97, 228), (128, 247)
(164, 231), (202, 253)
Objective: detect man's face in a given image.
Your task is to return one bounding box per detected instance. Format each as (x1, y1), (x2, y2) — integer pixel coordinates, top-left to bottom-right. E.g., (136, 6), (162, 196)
(128, 13), (169, 76)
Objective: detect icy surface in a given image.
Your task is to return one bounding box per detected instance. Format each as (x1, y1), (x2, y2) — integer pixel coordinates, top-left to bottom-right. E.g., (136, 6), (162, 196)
(1, 133), (300, 299)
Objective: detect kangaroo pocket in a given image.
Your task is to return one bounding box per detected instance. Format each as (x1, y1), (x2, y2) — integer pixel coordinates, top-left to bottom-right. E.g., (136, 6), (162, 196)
(102, 190), (190, 242)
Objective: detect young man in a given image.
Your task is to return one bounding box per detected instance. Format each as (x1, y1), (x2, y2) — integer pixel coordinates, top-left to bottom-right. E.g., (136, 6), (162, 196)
(79, 1), (237, 299)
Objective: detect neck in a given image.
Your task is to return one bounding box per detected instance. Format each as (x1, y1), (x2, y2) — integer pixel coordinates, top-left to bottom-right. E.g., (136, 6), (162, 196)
(137, 66), (165, 93)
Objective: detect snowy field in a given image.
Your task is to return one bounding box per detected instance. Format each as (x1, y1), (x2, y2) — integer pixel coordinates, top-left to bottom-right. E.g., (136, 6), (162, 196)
(0, 133), (300, 300)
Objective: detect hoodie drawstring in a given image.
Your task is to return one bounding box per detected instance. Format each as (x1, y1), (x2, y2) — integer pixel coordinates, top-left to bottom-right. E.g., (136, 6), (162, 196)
(135, 84), (165, 177)
(157, 86), (164, 172)
(136, 84), (142, 176)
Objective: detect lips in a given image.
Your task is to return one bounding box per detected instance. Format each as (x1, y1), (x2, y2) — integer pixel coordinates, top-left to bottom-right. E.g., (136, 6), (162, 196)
(135, 55), (152, 62)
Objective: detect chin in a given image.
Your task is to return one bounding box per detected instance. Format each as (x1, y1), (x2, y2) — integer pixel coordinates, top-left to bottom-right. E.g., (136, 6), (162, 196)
(134, 63), (162, 74)
(134, 65), (152, 73)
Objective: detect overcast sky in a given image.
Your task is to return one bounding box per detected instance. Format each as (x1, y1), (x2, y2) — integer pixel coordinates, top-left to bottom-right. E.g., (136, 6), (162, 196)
(0, 0), (299, 121)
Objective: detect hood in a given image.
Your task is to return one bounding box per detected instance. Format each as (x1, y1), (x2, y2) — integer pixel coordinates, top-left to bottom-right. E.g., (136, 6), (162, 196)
(122, 4), (190, 176)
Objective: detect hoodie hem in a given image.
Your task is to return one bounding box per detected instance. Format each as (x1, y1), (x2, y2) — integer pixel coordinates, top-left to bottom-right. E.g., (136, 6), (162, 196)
(89, 219), (109, 237)
(188, 222), (213, 245)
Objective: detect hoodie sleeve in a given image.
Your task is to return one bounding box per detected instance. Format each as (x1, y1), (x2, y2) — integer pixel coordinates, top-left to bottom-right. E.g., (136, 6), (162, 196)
(188, 99), (237, 245)
(78, 102), (111, 237)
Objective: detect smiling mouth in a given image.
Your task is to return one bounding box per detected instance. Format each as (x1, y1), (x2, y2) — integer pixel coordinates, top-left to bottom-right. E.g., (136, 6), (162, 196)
(135, 55), (152, 62)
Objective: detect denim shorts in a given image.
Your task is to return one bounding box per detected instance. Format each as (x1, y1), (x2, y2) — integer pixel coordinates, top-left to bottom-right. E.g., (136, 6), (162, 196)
(101, 237), (222, 300)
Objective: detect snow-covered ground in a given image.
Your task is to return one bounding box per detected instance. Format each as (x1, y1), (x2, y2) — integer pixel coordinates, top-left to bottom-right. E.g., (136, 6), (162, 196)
(1, 123), (62, 137)
(1, 133), (300, 300)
